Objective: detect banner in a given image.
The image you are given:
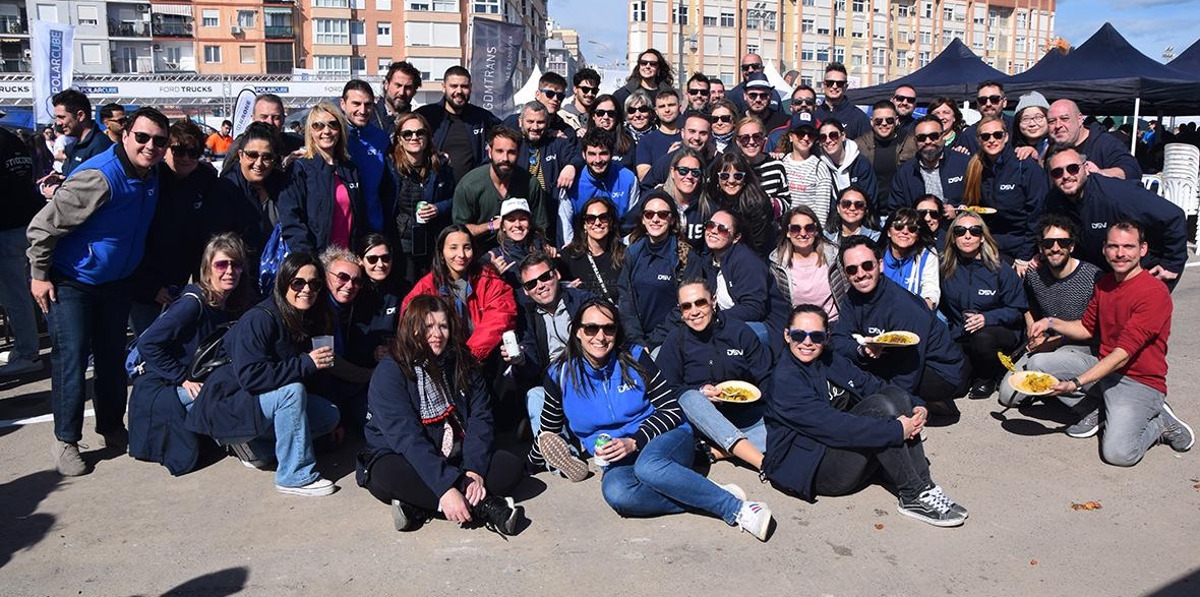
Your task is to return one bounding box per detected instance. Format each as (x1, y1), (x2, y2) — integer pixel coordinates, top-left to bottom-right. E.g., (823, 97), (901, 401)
(31, 20), (75, 125)
(469, 18), (524, 117)
(231, 88), (258, 137)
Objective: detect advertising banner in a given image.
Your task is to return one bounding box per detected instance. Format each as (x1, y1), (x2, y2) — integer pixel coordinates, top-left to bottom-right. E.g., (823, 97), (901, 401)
(469, 18), (524, 117)
(31, 20), (75, 125)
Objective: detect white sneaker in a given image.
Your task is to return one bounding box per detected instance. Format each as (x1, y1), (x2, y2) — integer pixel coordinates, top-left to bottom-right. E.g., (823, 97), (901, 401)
(276, 477), (335, 497)
(735, 501), (773, 541)
(0, 350), (11, 365)
(718, 483), (747, 501)
(0, 357), (42, 378)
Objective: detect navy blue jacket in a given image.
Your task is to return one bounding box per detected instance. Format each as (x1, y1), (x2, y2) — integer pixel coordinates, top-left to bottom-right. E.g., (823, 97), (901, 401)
(278, 156), (367, 255)
(832, 277), (965, 393)
(360, 355), (494, 497)
(348, 275), (406, 369)
(502, 111), (578, 141)
(657, 315), (771, 394)
(218, 166), (289, 270)
(1045, 174), (1188, 273)
(762, 348), (906, 500)
(514, 285), (593, 382)
(635, 129), (681, 168)
(815, 97), (872, 140)
(938, 259), (1028, 340)
(974, 147), (1048, 260)
(618, 236), (700, 349)
(826, 153), (879, 214)
(726, 82), (783, 114)
(139, 286), (238, 384)
(348, 122), (394, 233)
(701, 242), (789, 329)
(415, 99), (501, 174)
(886, 150), (971, 216)
(1076, 124), (1142, 180)
(62, 127), (113, 176)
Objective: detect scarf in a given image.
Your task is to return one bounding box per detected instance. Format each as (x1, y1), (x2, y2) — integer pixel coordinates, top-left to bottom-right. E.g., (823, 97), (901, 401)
(416, 360), (460, 457)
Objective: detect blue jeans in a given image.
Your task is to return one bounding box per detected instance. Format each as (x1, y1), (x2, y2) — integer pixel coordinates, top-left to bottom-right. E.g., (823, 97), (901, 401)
(526, 386), (547, 435)
(46, 278), (133, 442)
(600, 426), (742, 524)
(678, 389), (767, 452)
(744, 321), (770, 346)
(0, 228), (40, 361)
(227, 383), (340, 487)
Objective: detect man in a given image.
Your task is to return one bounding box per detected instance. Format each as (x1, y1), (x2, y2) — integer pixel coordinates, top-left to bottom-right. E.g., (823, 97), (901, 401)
(814, 62), (871, 140)
(684, 73), (711, 113)
(1028, 221), (1193, 465)
(205, 119), (233, 159)
(832, 236), (967, 412)
(887, 116), (970, 217)
(40, 89), (113, 197)
(99, 103), (126, 144)
(503, 71), (577, 140)
(512, 101), (576, 239)
(27, 107), (169, 476)
(562, 130), (639, 242)
(726, 53), (782, 114)
(634, 89), (683, 179)
(0, 122), (45, 378)
(892, 84), (919, 138)
(416, 66), (502, 181)
(855, 100), (917, 196)
(953, 81), (1014, 155)
(742, 72), (788, 131)
(1046, 99), (1141, 180)
(767, 84), (819, 152)
(560, 68), (601, 134)
(1044, 147), (1185, 290)
(374, 60), (421, 135)
(638, 111), (715, 194)
(341, 80), (392, 236)
(999, 215), (1102, 408)
(709, 79), (726, 102)
(451, 126), (547, 249)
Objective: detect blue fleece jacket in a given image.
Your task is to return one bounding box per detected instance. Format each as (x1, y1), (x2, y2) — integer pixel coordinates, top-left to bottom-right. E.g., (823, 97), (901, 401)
(815, 97), (872, 140)
(347, 123), (391, 232)
(887, 150), (970, 216)
(938, 259), (1027, 340)
(656, 315), (772, 394)
(277, 156), (367, 255)
(348, 275), (405, 368)
(974, 147), (1048, 260)
(1076, 123), (1142, 180)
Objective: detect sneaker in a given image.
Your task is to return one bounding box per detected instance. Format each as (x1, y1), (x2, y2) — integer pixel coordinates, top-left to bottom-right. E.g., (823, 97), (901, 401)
(1160, 403), (1195, 453)
(473, 495), (522, 537)
(897, 488), (966, 527)
(928, 485), (969, 519)
(735, 501), (773, 541)
(718, 483), (747, 502)
(275, 477), (336, 497)
(967, 378), (997, 400)
(98, 428), (128, 453)
(51, 440), (88, 476)
(391, 499), (427, 532)
(0, 349), (11, 365)
(1065, 408), (1102, 438)
(537, 432), (589, 483)
(0, 357), (41, 378)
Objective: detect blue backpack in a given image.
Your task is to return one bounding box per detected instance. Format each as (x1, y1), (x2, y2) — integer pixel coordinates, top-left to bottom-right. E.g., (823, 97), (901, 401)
(258, 223), (290, 296)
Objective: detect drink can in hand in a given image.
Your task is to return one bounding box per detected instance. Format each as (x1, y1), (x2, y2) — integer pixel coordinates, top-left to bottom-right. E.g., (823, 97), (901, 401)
(502, 330), (520, 358)
(415, 201), (430, 224)
(593, 433), (613, 466)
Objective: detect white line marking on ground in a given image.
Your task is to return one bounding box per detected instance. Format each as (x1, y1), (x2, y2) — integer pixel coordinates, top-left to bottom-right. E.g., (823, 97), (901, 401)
(0, 409), (93, 429)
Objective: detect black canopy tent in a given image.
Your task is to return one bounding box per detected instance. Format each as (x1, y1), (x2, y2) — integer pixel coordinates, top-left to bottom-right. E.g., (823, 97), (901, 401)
(1167, 37), (1200, 78)
(847, 39), (1008, 105)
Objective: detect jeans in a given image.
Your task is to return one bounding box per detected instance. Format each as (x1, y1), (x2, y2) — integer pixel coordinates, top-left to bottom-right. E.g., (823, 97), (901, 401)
(678, 389), (767, 452)
(176, 386), (196, 412)
(47, 278), (133, 442)
(229, 382), (340, 487)
(0, 228), (40, 361)
(600, 426), (742, 524)
(744, 321), (770, 346)
(999, 344), (1095, 408)
(526, 386), (547, 436)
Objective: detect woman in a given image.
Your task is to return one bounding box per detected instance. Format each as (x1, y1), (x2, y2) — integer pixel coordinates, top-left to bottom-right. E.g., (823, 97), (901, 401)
(705, 152), (775, 256)
(880, 208), (940, 310)
(386, 111), (456, 285)
(960, 116), (1047, 268)
(824, 187), (880, 244)
(485, 198), (557, 293)
(733, 116), (790, 217)
(660, 148), (716, 249)
(1013, 91), (1051, 164)
(769, 205), (847, 321)
(186, 252), (341, 496)
(613, 48), (674, 109)
(927, 98), (964, 148)
(657, 279), (771, 469)
(618, 192), (699, 351)
(817, 119), (878, 214)
(915, 194), (949, 251)
(700, 210), (788, 346)
(220, 121), (289, 271)
(762, 304), (967, 527)
(781, 118), (834, 226)
(588, 94), (638, 170)
(350, 234), (407, 369)
(357, 295), (524, 535)
(624, 89), (657, 143)
(938, 212), (1027, 399)
(561, 197), (625, 304)
(709, 99), (739, 153)
(529, 298), (773, 541)
(404, 225), (517, 365)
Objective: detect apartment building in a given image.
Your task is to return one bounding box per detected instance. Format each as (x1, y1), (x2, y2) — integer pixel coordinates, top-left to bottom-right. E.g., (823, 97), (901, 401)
(546, 20), (586, 82)
(193, 0), (298, 75)
(1, 1), (112, 74)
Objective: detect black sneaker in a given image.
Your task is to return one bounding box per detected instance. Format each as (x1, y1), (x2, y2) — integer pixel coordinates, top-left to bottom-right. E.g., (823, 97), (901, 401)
(473, 495), (522, 537)
(391, 499), (427, 532)
(967, 379), (998, 400)
(897, 488), (966, 527)
(1160, 403), (1195, 452)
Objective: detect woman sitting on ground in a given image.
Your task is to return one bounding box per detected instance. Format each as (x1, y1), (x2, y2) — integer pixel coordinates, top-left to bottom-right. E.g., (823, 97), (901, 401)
(357, 295), (524, 535)
(699, 209), (789, 347)
(560, 197), (625, 304)
(484, 198), (557, 294)
(762, 304), (968, 527)
(880, 207), (941, 310)
(768, 205), (846, 321)
(349, 234), (407, 369)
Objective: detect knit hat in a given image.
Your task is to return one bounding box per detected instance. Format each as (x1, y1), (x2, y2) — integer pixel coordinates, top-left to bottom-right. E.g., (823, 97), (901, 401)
(1014, 91), (1050, 115)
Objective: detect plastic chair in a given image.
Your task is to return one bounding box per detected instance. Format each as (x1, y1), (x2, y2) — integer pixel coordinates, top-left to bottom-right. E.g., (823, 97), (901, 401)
(1141, 174), (1163, 195)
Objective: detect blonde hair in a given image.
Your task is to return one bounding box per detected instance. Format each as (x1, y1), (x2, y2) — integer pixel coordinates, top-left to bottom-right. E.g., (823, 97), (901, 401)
(962, 115), (1007, 207)
(303, 101), (350, 162)
(940, 212), (1001, 279)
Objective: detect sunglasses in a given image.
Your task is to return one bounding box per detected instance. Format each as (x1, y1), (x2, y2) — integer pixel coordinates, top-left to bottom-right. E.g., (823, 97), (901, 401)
(580, 322), (617, 337)
(289, 277), (323, 291)
(642, 209), (673, 221)
(705, 220), (733, 235)
(787, 329), (828, 344)
(818, 131), (841, 142)
(746, 92), (770, 100)
(891, 222), (920, 233)
(687, 88), (708, 96)
(539, 88), (565, 100)
(628, 106), (652, 115)
(917, 208), (940, 218)
(792, 97), (816, 106)
(843, 260), (876, 276)
(521, 269), (556, 291)
(839, 199), (866, 210)
(132, 131), (169, 148)
(311, 120), (341, 132)
(712, 114), (734, 123)
(952, 225), (984, 238)
(788, 223), (818, 235)
(674, 166), (702, 178)
(679, 297), (710, 312)
(977, 94), (1004, 105)
(364, 253), (392, 265)
(892, 94), (916, 104)
(638, 59), (658, 67)
(824, 79), (847, 88)
(213, 259), (244, 272)
(1039, 238), (1076, 250)
(737, 133), (765, 145)
(583, 212), (612, 224)
(1049, 163), (1083, 179)
(978, 131), (1006, 142)
(107, 116), (129, 125)
(399, 128), (428, 140)
(718, 171), (746, 182)
(170, 145), (203, 159)
(872, 117), (896, 126)
(330, 271), (362, 286)
(791, 129), (817, 139)
(577, 85), (599, 95)
(913, 132), (942, 143)
(592, 108), (618, 119)
(741, 62), (764, 71)
(242, 150), (276, 164)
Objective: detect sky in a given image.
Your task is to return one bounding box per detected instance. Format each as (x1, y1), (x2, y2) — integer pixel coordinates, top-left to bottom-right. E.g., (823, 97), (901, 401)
(548, 0), (1200, 70)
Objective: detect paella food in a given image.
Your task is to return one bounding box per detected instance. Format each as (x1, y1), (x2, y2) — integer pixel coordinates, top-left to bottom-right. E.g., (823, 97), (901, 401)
(869, 331), (920, 346)
(714, 380), (762, 403)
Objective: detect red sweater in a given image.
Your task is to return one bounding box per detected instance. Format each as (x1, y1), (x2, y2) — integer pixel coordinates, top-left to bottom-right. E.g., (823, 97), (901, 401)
(1081, 270), (1172, 393)
(403, 265), (517, 362)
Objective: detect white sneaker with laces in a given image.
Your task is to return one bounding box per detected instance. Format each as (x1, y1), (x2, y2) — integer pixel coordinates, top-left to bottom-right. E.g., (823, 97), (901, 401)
(276, 477), (335, 497)
(735, 501), (773, 541)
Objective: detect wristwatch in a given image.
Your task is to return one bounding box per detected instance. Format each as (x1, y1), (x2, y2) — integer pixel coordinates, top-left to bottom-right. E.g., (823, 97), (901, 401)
(1068, 377), (1081, 391)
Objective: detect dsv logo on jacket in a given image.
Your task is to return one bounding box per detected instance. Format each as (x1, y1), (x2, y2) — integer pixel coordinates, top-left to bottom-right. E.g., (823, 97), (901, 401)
(999, 184), (1016, 191)
(1092, 222), (1108, 230)
(868, 327), (885, 335)
(657, 274), (672, 281)
(978, 289), (996, 296)
(947, 176), (964, 183)
(726, 349), (744, 356)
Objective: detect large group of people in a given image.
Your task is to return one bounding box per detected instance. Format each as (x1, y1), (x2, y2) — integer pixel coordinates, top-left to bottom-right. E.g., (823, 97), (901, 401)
(0, 51), (1194, 541)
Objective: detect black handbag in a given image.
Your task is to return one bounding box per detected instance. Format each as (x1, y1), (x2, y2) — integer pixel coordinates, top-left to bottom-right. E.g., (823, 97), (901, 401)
(185, 322), (235, 382)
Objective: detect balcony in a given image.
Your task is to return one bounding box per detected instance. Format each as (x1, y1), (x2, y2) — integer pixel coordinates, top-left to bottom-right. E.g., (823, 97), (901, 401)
(265, 25), (294, 38)
(154, 22), (194, 38)
(109, 20), (151, 38)
(0, 15), (26, 35)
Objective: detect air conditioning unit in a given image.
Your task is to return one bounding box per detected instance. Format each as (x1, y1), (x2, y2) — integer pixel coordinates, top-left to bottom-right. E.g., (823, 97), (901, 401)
(152, 44), (162, 52)
(231, 26), (243, 35)
(137, 4), (150, 12)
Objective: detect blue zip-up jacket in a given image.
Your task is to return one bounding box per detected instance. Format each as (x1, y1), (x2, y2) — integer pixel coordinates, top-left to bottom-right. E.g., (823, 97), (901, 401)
(1045, 174), (1188, 273)
(832, 277), (965, 393)
(814, 97), (872, 140)
(359, 355), (494, 498)
(952, 113), (1016, 155)
(656, 314), (772, 394)
(347, 123), (392, 233)
(62, 127), (113, 176)
(762, 348), (907, 500)
(415, 99), (502, 173)
(635, 128), (681, 168)
(887, 150), (970, 216)
(821, 143), (879, 214)
(277, 156), (367, 255)
(974, 147), (1048, 260)
(938, 258), (1027, 340)
(1075, 123), (1142, 180)
(514, 285), (593, 382)
(618, 236), (701, 349)
(48, 145), (159, 285)
(562, 165), (641, 242)
(513, 133), (574, 195)
(381, 158), (455, 256)
(139, 286), (237, 385)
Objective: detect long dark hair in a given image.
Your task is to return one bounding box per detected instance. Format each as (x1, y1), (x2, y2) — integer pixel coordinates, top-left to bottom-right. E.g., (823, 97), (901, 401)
(556, 298), (646, 394)
(706, 152), (773, 254)
(223, 121), (280, 178)
(390, 294), (477, 393)
(627, 48), (674, 89)
(775, 204), (831, 267)
(882, 207), (934, 257)
(825, 186), (879, 235)
(273, 252), (332, 342)
(586, 94), (634, 156)
(389, 112), (444, 179)
(628, 191), (691, 271)
(563, 196), (626, 269)
(431, 224), (481, 291)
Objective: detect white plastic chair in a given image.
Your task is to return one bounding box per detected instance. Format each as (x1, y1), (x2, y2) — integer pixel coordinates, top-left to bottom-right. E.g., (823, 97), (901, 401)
(1141, 174), (1163, 195)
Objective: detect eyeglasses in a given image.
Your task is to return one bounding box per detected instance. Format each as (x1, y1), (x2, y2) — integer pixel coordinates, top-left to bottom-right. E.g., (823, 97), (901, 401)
(892, 94), (916, 104)
(917, 208), (940, 218)
(1039, 238), (1076, 250)
(638, 59), (658, 67)
(736, 133), (765, 146)
(872, 117), (897, 126)
(241, 150), (276, 164)
(717, 171), (746, 182)
(627, 106), (652, 115)
(1020, 114), (1047, 125)
(642, 209), (673, 221)
(746, 91), (770, 100)
(673, 166), (702, 178)
(741, 62), (764, 71)
(311, 120), (341, 132)
(521, 269), (556, 291)
(787, 329), (828, 344)
(212, 259), (244, 272)
(132, 131), (169, 148)
(1049, 163), (1083, 179)
(398, 128), (428, 140)
(792, 97), (815, 106)
(704, 220), (732, 236)
(687, 88), (708, 96)
(843, 260), (876, 276)
(978, 131), (1006, 142)
(364, 253), (392, 265)
(913, 132), (942, 143)
(891, 222), (920, 233)
(952, 225), (984, 238)
(788, 223), (818, 235)
(977, 94), (1005, 105)
(577, 85), (599, 95)
(583, 212), (612, 224)
(592, 109), (618, 119)
(169, 145), (203, 159)
(289, 277), (322, 291)
(330, 271), (362, 287)
(580, 322), (617, 337)
(824, 79), (847, 88)
(712, 114), (734, 123)
(839, 199), (866, 210)
(818, 131), (841, 142)
(539, 88), (565, 100)
(679, 297), (710, 312)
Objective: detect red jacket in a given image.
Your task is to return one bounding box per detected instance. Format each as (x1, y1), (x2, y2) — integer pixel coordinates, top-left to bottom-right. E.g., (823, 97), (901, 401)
(403, 265), (517, 362)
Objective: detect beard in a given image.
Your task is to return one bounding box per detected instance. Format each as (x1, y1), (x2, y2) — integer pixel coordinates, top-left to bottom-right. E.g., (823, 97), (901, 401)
(919, 145), (943, 163)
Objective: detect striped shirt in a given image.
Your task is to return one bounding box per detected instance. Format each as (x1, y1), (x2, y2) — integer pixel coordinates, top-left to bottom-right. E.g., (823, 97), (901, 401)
(782, 154), (835, 225)
(754, 157), (791, 215)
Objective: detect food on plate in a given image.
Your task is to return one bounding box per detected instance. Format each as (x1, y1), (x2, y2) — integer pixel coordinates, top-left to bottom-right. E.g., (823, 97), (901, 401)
(958, 205), (997, 214)
(1070, 501), (1102, 511)
(1008, 371), (1059, 395)
(870, 331), (920, 346)
(714, 380), (762, 403)
(1022, 372), (1056, 393)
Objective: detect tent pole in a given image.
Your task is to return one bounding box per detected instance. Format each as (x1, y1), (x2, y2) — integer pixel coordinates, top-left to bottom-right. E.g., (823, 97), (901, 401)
(1131, 97), (1141, 155)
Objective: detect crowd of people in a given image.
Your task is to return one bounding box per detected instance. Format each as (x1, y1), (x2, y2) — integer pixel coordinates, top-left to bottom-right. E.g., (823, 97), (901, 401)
(0, 49), (1194, 540)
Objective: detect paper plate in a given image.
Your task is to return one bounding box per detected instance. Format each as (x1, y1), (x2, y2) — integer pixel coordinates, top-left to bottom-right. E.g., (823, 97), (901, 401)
(958, 205), (998, 215)
(866, 330), (921, 347)
(714, 380), (762, 403)
(1007, 371), (1060, 396)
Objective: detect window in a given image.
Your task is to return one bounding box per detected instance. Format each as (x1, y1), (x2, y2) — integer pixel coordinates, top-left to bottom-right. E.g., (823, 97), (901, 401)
(405, 22), (458, 47)
(720, 10), (734, 27)
(834, 47), (844, 63)
(352, 56), (366, 74)
(76, 5), (99, 27)
(317, 55), (351, 74)
(631, 1), (646, 22)
(987, 36), (995, 49)
(265, 43), (294, 74)
(164, 45), (181, 64)
(923, 2), (933, 18)
(896, 49), (907, 65)
(944, 6), (953, 21)
(81, 43), (102, 64)
(835, 26), (845, 37)
(378, 57), (391, 74)
(36, 4), (58, 21)
(240, 46), (255, 63)
(802, 18), (814, 33)
(918, 50), (930, 67)
(475, 0), (501, 13)
(377, 0), (392, 8)
(377, 22), (392, 45)
(673, 5), (687, 25)
(703, 15), (716, 26)
(817, 26), (829, 35)
(919, 30), (931, 44)
(801, 43), (815, 61)
(873, 47), (886, 66)
(851, 54), (862, 66)
(816, 47), (828, 62)
(202, 10), (219, 28)
(408, 1), (430, 9)
(835, 0), (845, 11)
(237, 11), (256, 29)
(314, 0), (349, 7)
(351, 20), (366, 45)
(204, 45), (221, 63)
(1017, 10), (1027, 29)
(352, 0), (366, 8)
(803, 0), (814, 6)
(852, 0), (864, 12)
(746, 43), (759, 55)
(432, 0), (457, 11)
(897, 5), (909, 18)
(314, 19), (349, 44)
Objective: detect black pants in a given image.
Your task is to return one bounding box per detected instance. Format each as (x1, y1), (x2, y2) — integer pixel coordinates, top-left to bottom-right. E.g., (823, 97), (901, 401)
(959, 325), (1020, 383)
(363, 450), (525, 511)
(812, 388), (933, 501)
(917, 363), (970, 402)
